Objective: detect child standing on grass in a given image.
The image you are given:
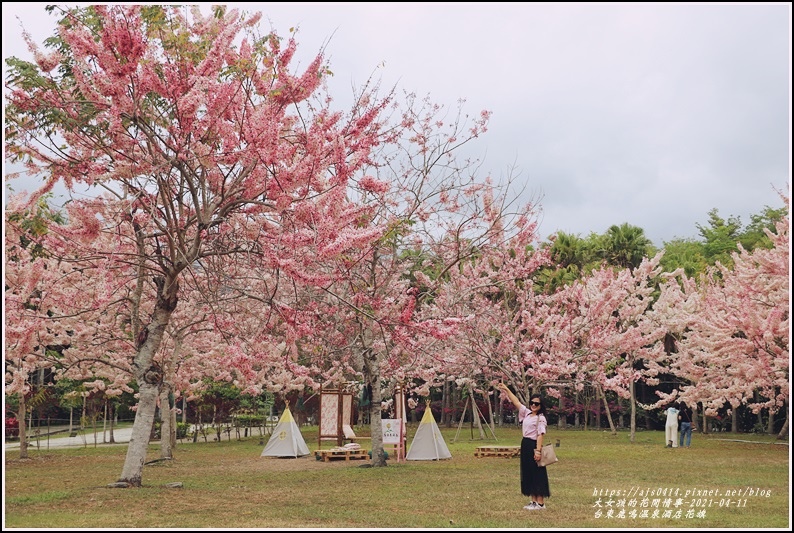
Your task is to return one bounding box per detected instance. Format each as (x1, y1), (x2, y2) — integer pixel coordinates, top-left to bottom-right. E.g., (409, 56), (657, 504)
(497, 383), (551, 511)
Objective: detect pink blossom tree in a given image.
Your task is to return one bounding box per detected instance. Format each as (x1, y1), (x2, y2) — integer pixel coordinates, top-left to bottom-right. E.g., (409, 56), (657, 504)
(5, 5), (391, 485)
(569, 254), (669, 440)
(652, 209), (789, 438)
(5, 197), (141, 458)
(408, 220), (559, 404)
(280, 94), (541, 465)
(421, 238), (670, 442)
(5, 202), (68, 459)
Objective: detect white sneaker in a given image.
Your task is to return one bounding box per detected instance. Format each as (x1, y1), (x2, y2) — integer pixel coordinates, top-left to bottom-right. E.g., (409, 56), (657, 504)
(523, 502), (539, 510)
(535, 503), (546, 510)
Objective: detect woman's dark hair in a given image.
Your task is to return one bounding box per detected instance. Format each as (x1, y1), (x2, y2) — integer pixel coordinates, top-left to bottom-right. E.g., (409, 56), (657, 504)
(529, 393), (547, 416)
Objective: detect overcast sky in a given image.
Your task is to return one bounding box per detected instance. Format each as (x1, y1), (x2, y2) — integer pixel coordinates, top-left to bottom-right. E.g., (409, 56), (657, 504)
(3, 3), (791, 245)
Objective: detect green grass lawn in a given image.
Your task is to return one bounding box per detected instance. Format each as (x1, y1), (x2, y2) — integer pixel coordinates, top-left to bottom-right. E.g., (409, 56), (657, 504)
(4, 425), (789, 529)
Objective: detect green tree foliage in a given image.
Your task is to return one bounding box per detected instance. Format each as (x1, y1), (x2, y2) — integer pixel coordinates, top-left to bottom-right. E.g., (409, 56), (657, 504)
(536, 225), (656, 292)
(697, 208), (742, 267)
(5, 194), (66, 259)
(738, 206), (788, 252)
(536, 232), (592, 293)
(658, 238), (708, 278)
(193, 381), (243, 423)
(598, 223), (656, 271)
(667, 204), (789, 274)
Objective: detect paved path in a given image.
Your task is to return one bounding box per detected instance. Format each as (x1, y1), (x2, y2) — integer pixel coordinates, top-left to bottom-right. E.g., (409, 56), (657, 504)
(4, 427), (134, 450)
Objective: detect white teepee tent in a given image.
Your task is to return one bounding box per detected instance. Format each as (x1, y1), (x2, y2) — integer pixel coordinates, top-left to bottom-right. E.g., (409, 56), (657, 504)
(406, 405), (452, 460)
(261, 404), (310, 458)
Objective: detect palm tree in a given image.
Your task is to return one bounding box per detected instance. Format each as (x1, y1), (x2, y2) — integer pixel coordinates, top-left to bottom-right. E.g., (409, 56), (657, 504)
(599, 223), (654, 270)
(535, 232), (588, 293)
(550, 231), (587, 268)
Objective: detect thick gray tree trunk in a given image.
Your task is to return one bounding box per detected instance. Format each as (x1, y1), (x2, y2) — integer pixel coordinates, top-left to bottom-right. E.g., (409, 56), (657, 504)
(116, 275), (178, 486)
(367, 368), (387, 467)
(118, 381), (159, 485)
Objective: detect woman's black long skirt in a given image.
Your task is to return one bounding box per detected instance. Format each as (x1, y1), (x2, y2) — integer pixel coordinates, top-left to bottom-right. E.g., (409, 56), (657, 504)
(520, 437), (551, 498)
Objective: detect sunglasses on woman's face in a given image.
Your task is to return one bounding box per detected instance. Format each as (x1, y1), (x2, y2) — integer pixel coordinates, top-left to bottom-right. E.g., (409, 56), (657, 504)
(530, 401), (541, 406)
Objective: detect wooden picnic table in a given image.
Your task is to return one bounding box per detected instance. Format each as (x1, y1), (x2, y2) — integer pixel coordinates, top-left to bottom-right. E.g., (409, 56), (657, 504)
(474, 445), (521, 458)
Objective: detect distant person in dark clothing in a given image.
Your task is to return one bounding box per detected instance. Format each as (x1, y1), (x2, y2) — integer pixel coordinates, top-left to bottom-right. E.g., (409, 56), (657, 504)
(678, 402), (693, 448)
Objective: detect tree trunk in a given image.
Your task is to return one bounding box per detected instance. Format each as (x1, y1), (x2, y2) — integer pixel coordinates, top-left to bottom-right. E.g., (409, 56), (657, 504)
(557, 388), (566, 429)
(212, 405), (221, 442)
(170, 396), (178, 449)
(108, 403), (116, 444)
(629, 380), (637, 443)
(442, 380), (451, 428)
(470, 387), (485, 439)
(767, 408), (775, 435)
(731, 408), (738, 433)
(754, 391), (764, 429)
(160, 385), (173, 460)
(598, 384), (617, 435)
(574, 389), (580, 429)
(583, 397), (589, 431)
(116, 275), (177, 486)
(691, 404), (699, 432)
(18, 392), (28, 459)
(776, 405), (788, 440)
(593, 388), (601, 429)
(494, 391), (501, 426)
(367, 366), (387, 467)
(28, 408), (34, 450)
(118, 381), (158, 485)
(486, 390), (495, 430)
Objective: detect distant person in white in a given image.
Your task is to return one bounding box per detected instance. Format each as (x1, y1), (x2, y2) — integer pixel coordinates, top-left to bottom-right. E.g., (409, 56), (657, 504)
(664, 403), (679, 448)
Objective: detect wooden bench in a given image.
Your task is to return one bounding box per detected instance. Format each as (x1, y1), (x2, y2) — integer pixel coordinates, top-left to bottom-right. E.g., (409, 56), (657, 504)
(474, 446), (521, 458)
(314, 449), (369, 462)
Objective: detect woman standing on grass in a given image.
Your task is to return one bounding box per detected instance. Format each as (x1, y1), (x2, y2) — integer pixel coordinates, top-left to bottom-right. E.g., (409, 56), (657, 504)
(497, 383), (551, 511)
(664, 402), (679, 448)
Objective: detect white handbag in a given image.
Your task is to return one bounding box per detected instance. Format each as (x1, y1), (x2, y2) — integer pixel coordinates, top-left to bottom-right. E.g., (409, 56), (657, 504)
(536, 443), (558, 467)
